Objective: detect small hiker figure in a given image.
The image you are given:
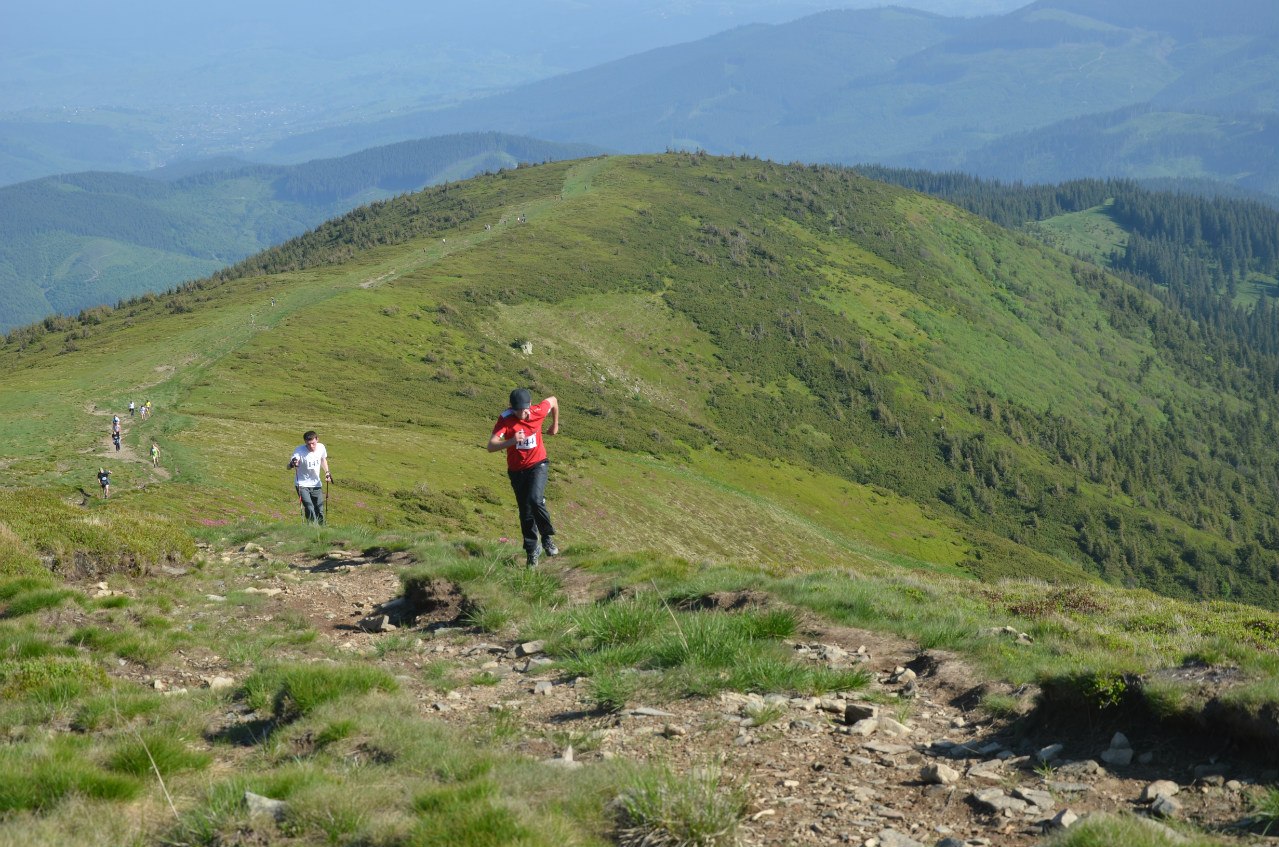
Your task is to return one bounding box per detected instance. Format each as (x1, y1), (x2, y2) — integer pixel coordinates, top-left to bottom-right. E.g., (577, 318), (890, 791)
(129, 400), (136, 416)
(112, 415), (121, 434)
(288, 430), (331, 524)
(150, 442), (160, 467)
(112, 430), (121, 452)
(97, 467), (110, 498)
(144, 401), (153, 419)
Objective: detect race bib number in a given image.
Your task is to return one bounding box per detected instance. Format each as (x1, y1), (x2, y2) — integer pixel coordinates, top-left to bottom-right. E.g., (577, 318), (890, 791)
(516, 431), (538, 450)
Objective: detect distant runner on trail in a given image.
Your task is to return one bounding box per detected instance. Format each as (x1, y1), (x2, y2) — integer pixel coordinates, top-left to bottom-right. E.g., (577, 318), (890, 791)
(129, 401), (135, 416)
(486, 388), (560, 567)
(97, 467), (111, 498)
(150, 442), (160, 467)
(288, 430), (331, 524)
(112, 430), (121, 452)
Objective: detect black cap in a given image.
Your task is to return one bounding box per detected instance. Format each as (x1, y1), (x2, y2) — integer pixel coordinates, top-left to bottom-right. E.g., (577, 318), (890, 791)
(510, 388), (532, 411)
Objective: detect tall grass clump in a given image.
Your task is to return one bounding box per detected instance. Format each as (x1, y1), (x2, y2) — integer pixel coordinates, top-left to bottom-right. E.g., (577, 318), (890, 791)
(242, 664), (399, 722)
(1250, 787), (1279, 836)
(0, 588), (76, 618)
(106, 731), (212, 778)
(554, 592), (866, 709)
(410, 779), (533, 846)
(0, 737), (140, 814)
(616, 762), (747, 847)
(1042, 813), (1224, 846)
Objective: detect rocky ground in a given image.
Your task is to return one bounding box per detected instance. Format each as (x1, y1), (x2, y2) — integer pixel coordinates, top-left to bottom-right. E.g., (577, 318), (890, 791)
(94, 542), (1279, 847)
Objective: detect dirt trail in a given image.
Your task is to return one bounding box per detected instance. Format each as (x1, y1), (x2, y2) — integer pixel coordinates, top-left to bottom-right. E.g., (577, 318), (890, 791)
(84, 404), (171, 482)
(94, 545), (1279, 846)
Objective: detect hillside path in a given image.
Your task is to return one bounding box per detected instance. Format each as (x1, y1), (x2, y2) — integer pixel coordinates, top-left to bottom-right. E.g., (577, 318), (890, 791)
(88, 540), (1277, 847)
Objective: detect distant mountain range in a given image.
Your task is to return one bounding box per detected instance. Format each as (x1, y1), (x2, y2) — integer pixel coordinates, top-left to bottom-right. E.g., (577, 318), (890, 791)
(4, 0), (1277, 331)
(0, 133), (600, 332)
(0, 0), (1027, 187)
(266, 0), (1279, 196)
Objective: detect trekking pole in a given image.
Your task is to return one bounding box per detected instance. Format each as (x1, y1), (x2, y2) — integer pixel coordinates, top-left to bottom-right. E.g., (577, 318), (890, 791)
(325, 476), (333, 524)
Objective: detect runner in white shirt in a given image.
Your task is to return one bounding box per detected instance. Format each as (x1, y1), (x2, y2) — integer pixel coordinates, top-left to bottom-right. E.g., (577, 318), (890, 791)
(287, 430), (332, 524)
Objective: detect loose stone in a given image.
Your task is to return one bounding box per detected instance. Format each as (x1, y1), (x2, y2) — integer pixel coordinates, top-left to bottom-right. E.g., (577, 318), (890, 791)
(1048, 809), (1079, 829)
(1150, 794), (1183, 819)
(920, 762), (960, 785)
(1141, 780), (1180, 802)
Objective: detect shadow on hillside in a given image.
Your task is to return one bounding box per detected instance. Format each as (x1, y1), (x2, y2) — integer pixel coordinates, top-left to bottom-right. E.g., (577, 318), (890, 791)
(206, 715), (279, 748)
(297, 557), (375, 574)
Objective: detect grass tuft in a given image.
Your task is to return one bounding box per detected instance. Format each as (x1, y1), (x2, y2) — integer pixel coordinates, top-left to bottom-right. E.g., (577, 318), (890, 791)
(106, 731), (212, 777)
(1250, 787), (1279, 836)
(242, 664), (399, 722)
(0, 738), (140, 814)
(616, 762), (748, 847)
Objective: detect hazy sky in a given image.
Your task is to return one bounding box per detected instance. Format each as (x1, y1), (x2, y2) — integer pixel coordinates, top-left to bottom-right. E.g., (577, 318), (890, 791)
(2, 1), (1030, 110)
(0, 0), (1031, 182)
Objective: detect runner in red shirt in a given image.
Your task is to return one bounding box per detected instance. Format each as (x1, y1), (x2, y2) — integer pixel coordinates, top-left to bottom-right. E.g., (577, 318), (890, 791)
(487, 388), (560, 566)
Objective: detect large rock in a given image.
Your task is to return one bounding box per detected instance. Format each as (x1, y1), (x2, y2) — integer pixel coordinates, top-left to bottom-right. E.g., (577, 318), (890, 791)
(970, 788), (1028, 815)
(845, 702), (878, 723)
(1012, 786), (1055, 810)
(1141, 780), (1180, 802)
(1151, 794), (1183, 819)
(921, 762), (960, 785)
(1048, 808), (1080, 829)
(876, 828), (926, 847)
(244, 791), (287, 821)
(359, 614), (397, 633)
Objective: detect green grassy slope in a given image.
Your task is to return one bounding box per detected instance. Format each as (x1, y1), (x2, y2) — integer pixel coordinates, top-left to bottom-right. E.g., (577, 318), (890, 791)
(4, 153), (1279, 606)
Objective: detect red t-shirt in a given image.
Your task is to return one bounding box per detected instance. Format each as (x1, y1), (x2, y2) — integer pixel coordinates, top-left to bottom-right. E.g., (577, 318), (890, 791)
(492, 400), (551, 471)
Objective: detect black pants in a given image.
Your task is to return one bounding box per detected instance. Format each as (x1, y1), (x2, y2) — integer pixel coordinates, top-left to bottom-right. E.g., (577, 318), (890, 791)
(297, 485), (325, 524)
(508, 461), (554, 555)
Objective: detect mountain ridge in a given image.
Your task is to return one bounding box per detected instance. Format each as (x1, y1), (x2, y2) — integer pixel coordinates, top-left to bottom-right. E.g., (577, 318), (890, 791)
(6, 153), (1279, 609)
(256, 0), (1279, 199)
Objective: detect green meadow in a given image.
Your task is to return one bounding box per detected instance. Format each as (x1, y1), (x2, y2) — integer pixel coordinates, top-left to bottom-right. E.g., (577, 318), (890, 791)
(4, 154), (1279, 844)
